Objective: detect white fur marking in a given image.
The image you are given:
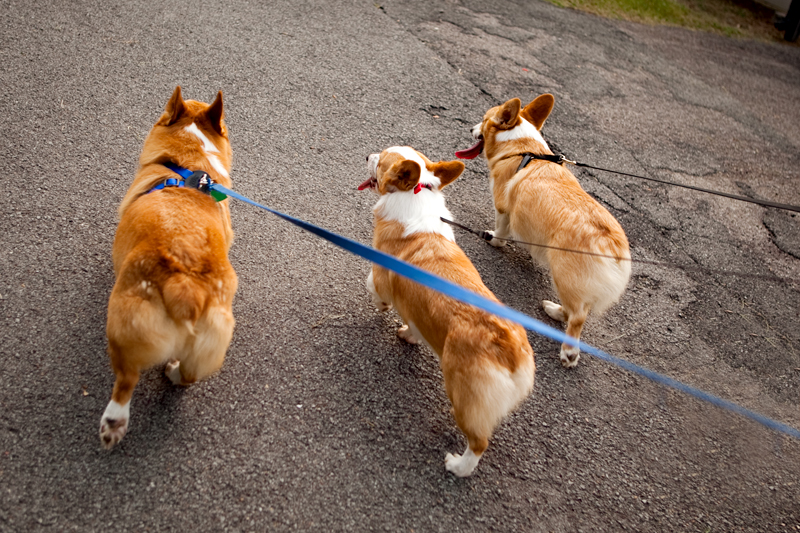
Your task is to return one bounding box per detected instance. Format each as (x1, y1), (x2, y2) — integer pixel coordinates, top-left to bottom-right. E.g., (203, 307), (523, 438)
(495, 118), (549, 150)
(185, 123), (219, 153)
(445, 446), (481, 477)
(185, 123), (229, 179)
(102, 400), (130, 422)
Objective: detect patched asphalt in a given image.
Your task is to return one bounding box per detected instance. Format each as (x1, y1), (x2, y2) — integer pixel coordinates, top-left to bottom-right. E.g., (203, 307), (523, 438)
(1, 0), (799, 531)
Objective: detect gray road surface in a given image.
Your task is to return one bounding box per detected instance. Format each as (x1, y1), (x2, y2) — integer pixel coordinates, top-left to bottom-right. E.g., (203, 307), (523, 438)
(2, 0), (799, 530)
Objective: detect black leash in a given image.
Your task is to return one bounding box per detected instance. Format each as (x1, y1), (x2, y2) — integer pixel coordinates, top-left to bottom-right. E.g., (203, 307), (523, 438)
(440, 217), (795, 284)
(517, 152), (800, 214)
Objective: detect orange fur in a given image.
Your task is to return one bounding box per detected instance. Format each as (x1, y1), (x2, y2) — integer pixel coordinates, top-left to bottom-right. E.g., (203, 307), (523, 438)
(100, 87), (237, 449)
(475, 95), (631, 368)
(365, 147), (535, 477)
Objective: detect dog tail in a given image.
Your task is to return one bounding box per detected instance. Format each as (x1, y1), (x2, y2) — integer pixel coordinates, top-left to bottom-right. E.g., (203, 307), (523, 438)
(161, 272), (207, 329)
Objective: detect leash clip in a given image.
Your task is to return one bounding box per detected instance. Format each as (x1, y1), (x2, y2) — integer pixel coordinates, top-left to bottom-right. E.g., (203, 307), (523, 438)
(186, 171), (212, 193)
(185, 171), (228, 202)
(557, 154), (577, 165)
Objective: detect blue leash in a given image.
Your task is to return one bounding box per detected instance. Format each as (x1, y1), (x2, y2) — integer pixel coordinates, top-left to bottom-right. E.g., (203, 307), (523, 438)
(211, 183), (800, 441)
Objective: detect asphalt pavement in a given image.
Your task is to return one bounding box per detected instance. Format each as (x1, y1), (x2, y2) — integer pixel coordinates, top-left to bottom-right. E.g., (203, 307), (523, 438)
(1, 0), (799, 531)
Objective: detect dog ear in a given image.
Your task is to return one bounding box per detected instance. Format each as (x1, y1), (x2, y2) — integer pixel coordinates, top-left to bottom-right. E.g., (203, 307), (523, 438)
(494, 98), (521, 129)
(162, 86), (187, 126)
(521, 94), (554, 130)
(429, 160), (465, 189)
(382, 159), (420, 193)
(206, 91), (225, 136)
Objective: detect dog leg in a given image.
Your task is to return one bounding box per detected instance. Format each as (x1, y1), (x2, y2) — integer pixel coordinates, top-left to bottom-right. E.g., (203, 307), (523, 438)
(396, 324), (419, 344)
(99, 359), (139, 449)
(542, 300), (567, 322)
(560, 309), (587, 369)
(366, 270), (391, 312)
(486, 210), (511, 247)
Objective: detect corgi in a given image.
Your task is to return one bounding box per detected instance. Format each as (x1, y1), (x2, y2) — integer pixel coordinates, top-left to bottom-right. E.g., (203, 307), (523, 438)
(361, 146), (535, 477)
(456, 94), (631, 368)
(100, 87), (237, 449)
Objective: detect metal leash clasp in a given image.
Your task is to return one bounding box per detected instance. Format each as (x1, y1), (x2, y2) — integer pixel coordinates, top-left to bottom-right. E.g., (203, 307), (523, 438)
(185, 171), (212, 193)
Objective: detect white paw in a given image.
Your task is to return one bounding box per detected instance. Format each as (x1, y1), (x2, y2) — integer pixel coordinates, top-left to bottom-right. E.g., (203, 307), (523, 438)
(542, 300), (566, 322)
(165, 360), (183, 385)
(99, 400), (130, 449)
(374, 300), (392, 312)
(559, 346), (580, 368)
(485, 230), (507, 248)
(397, 324), (419, 344)
(445, 451), (477, 477)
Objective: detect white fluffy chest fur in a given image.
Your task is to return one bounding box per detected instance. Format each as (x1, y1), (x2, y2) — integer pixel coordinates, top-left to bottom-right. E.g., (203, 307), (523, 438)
(374, 189), (456, 241)
(374, 147), (455, 241)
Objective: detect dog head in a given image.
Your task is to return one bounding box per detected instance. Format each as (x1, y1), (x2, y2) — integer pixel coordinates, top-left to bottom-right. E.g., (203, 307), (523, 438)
(361, 146), (464, 196)
(456, 94), (554, 161)
(140, 86), (232, 180)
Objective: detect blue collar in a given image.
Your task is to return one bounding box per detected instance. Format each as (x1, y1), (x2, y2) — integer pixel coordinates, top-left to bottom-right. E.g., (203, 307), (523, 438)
(148, 162), (193, 193)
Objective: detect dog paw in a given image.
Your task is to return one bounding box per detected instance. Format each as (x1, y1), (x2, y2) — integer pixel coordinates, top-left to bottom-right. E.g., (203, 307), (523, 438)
(375, 300), (392, 312)
(559, 346), (580, 368)
(165, 360), (183, 385)
(397, 324), (419, 344)
(99, 400), (130, 450)
(542, 300), (567, 322)
(99, 417), (128, 449)
(445, 452), (475, 477)
(485, 230), (507, 248)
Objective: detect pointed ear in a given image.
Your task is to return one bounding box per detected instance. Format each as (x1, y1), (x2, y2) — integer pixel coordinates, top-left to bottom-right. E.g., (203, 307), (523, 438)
(382, 160), (420, 193)
(206, 91), (225, 135)
(163, 86), (186, 126)
(494, 98), (521, 129)
(429, 160), (464, 189)
(521, 94), (554, 130)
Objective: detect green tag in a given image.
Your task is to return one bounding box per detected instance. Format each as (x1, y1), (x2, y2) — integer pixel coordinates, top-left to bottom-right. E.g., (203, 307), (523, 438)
(210, 190), (228, 202)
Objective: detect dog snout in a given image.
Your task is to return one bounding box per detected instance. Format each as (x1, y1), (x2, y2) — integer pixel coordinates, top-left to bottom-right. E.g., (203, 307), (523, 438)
(471, 122), (483, 140)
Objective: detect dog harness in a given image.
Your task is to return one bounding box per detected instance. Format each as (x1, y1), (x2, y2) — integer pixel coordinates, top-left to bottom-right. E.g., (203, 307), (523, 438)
(148, 162), (227, 201)
(515, 152), (575, 174)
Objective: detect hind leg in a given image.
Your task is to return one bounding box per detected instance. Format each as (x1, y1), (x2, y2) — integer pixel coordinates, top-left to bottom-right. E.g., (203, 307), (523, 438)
(542, 299), (587, 368)
(559, 309), (586, 368)
(440, 340), (534, 477)
(101, 290), (175, 449)
(168, 305), (234, 385)
(547, 269), (591, 368)
(99, 348), (140, 450)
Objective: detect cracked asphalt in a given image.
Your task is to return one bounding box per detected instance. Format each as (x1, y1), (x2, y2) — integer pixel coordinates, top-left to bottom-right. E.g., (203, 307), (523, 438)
(1, 0), (799, 531)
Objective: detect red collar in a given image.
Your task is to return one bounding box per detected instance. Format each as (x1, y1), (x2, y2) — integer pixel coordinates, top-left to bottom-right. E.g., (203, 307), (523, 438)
(413, 183), (433, 194)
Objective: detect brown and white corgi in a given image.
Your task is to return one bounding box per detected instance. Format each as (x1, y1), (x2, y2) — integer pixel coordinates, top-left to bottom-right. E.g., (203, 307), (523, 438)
(361, 146), (535, 477)
(100, 87), (237, 449)
(456, 95), (631, 368)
